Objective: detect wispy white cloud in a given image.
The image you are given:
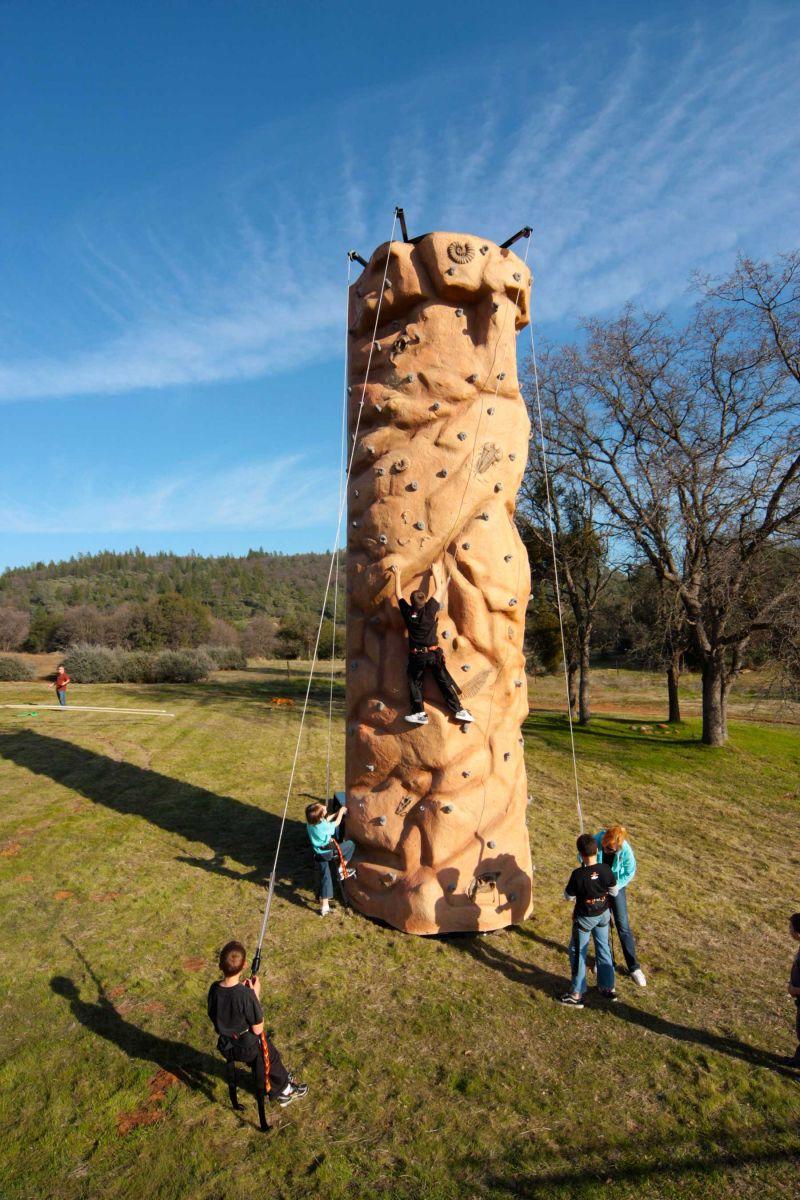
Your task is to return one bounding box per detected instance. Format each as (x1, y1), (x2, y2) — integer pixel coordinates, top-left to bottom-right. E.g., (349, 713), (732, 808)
(1, 4), (798, 403)
(0, 456), (338, 534)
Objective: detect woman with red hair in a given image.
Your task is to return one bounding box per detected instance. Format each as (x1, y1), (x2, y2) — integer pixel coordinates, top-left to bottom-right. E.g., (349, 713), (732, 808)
(595, 824), (646, 987)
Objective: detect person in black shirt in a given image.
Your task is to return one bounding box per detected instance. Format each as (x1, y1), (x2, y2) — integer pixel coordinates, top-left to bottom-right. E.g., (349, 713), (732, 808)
(559, 832), (620, 1007)
(785, 912), (800, 1067)
(207, 940), (308, 1130)
(386, 562), (475, 726)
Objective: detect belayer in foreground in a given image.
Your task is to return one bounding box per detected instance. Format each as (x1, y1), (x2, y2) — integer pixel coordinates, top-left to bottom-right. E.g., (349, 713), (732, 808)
(207, 940), (307, 1130)
(386, 561), (474, 726)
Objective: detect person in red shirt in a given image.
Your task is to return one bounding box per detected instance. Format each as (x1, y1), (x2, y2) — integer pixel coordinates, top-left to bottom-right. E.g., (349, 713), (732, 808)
(54, 665), (70, 707)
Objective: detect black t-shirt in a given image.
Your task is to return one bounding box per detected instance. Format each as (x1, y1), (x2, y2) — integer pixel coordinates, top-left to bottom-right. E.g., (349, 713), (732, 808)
(791, 952), (800, 1006)
(207, 981), (263, 1036)
(565, 862), (618, 919)
(398, 597), (440, 649)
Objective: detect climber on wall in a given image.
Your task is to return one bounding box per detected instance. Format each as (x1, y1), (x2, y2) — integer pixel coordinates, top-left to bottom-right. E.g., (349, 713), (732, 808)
(386, 562), (475, 726)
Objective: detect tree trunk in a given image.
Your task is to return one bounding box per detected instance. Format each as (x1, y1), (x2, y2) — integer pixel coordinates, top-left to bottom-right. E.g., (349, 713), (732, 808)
(701, 655), (727, 746)
(578, 632), (591, 725)
(666, 654), (681, 724)
(567, 658), (578, 718)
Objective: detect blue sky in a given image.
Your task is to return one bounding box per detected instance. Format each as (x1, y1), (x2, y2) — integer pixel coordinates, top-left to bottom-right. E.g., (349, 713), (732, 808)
(1, 0), (798, 572)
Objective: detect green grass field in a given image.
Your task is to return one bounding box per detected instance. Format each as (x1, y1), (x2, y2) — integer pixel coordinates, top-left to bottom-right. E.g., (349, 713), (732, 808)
(0, 665), (798, 1199)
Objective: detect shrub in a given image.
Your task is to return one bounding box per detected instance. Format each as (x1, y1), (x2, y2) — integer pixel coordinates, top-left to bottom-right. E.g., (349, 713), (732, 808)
(116, 650), (160, 684)
(0, 655), (35, 682)
(63, 644), (121, 683)
(152, 649), (213, 683)
(201, 644), (247, 670)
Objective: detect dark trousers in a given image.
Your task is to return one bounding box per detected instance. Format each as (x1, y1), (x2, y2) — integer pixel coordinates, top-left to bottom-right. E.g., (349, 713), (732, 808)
(314, 839), (355, 900)
(223, 1031), (291, 1106)
(407, 650), (461, 714)
(608, 887), (641, 973)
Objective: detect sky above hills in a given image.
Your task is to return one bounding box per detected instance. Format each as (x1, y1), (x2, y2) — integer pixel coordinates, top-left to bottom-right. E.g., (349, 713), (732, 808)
(1, 0), (798, 571)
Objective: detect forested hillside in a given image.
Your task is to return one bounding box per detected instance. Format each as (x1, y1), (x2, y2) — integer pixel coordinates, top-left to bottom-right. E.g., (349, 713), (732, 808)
(0, 549), (342, 656)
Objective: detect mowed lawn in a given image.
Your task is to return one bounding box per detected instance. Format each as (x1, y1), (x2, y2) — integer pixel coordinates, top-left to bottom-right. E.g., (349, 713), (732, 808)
(0, 666), (798, 1200)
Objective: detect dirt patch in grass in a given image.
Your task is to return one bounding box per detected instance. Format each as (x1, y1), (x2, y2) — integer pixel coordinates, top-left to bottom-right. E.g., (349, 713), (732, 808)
(117, 1069), (180, 1135)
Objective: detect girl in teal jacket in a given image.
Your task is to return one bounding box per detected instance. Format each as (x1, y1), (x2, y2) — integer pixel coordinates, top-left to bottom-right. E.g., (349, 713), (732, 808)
(594, 825), (646, 986)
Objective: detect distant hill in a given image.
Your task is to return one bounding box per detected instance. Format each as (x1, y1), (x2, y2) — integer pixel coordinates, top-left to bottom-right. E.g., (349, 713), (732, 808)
(0, 548), (338, 624)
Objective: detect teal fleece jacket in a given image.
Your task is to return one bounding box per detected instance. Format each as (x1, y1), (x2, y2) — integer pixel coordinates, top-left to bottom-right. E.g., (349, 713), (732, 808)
(594, 830), (636, 889)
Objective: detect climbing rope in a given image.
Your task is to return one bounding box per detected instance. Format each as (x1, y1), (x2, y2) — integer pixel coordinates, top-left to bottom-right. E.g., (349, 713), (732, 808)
(527, 310), (583, 834)
(251, 210), (399, 974)
(324, 257), (352, 800)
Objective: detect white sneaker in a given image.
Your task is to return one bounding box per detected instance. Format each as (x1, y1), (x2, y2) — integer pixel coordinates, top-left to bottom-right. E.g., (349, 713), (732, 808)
(630, 968), (647, 987)
(455, 709), (475, 723)
(320, 904), (330, 917)
(404, 712), (428, 725)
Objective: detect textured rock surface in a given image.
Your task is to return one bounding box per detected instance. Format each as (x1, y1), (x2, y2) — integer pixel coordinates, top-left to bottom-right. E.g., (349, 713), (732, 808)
(345, 231), (533, 934)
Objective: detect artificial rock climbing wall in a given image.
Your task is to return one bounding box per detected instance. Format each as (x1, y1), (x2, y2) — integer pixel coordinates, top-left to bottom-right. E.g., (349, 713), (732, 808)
(345, 231), (533, 935)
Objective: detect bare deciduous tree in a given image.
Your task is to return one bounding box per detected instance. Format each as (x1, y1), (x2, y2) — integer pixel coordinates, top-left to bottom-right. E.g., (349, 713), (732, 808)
(0, 607), (29, 651)
(536, 253), (800, 746)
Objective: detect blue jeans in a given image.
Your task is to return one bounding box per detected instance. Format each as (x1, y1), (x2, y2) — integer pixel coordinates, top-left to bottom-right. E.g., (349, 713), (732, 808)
(56, 690), (66, 707)
(314, 839), (355, 901)
(569, 911), (615, 994)
(609, 886), (640, 972)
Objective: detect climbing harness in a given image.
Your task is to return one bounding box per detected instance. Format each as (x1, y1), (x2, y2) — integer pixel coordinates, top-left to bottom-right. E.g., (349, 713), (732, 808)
(250, 209), (399, 979)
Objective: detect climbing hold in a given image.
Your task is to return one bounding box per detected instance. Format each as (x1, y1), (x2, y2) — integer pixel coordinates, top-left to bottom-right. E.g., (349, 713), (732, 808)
(408, 481), (419, 491)
(503, 752), (511, 761)
(509, 598), (517, 606)
(379, 534), (388, 544)
(513, 272), (521, 282)
(487, 407), (495, 415)
(351, 520), (359, 528)
(487, 840), (496, 849)
(457, 432), (468, 441)
(441, 804), (453, 813)
(384, 873), (397, 885)
(462, 770), (471, 778)
(478, 512), (489, 521)
(462, 541), (470, 550)
(354, 488), (360, 497)
(377, 815), (387, 825)
(376, 701), (385, 711)
(366, 764), (375, 772)
(492, 302), (499, 312)
(441, 630), (449, 639)
(467, 373), (479, 383)
(376, 467), (385, 476)
(347, 386), (353, 395)
(480, 244), (489, 255)
(455, 307), (464, 317)
(509, 892), (517, 902)
(437, 469), (448, 477)
(373, 341), (382, 352)
(445, 267), (456, 276)
(404, 374), (414, 383)
(384, 279), (391, 289)
(504, 554), (512, 562)
(497, 372), (506, 380)
(514, 680), (523, 688)
(461, 664), (470, 672)
(509, 453), (516, 461)
(351, 661), (359, 670)
(494, 483), (503, 492)
(414, 521), (425, 531)
(432, 401), (441, 411)
(447, 881), (457, 892)
(391, 458), (409, 473)
(375, 404), (383, 412)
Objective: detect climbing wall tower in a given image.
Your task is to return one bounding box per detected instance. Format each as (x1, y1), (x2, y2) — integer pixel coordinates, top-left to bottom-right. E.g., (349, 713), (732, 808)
(345, 231), (533, 934)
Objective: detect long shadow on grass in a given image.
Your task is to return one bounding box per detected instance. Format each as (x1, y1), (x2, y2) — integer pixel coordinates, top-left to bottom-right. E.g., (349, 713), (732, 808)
(485, 1140), (800, 1196)
(0, 730), (315, 904)
(448, 932), (800, 1080)
(50, 975), (222, 1100)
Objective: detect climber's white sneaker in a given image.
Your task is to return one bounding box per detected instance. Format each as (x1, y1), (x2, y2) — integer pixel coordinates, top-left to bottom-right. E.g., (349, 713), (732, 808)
(404, 712), (429, 725)
(630, 968), (647, 987)
(455, 709), (475, 723)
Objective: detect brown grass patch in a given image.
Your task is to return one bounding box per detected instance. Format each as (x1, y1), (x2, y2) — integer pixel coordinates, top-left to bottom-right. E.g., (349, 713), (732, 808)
(0, 840), (21, 857)
(53, 889), (74, 900)
(116, 1069), (180, 1136)
(181, 957), (206, 972)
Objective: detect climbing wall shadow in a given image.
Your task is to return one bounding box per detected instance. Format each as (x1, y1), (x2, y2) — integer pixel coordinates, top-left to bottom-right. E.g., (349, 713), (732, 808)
(0, 730), (310, 904)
